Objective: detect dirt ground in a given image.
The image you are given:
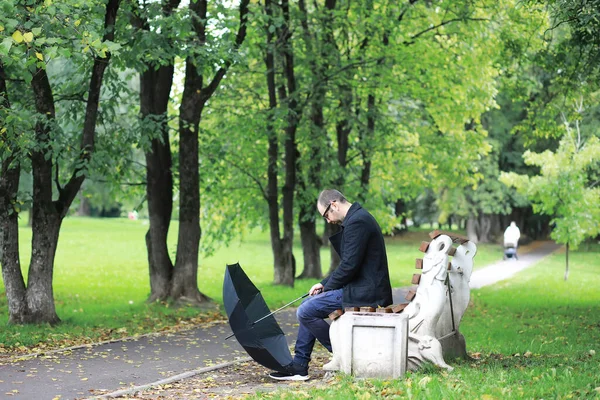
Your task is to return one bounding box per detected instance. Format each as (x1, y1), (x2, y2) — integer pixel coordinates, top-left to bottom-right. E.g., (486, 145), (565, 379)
(94, 350), (332, 399)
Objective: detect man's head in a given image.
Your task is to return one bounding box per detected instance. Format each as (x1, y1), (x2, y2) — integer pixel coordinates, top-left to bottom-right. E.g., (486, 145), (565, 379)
(317, 189), (351, 224)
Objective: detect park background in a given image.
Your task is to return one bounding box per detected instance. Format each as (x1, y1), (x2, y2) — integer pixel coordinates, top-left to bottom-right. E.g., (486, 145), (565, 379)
(1, 0), (599, 398)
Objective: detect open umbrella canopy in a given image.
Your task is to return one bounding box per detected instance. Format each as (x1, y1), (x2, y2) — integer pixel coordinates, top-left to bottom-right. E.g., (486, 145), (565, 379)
(223, 263), (293, 373)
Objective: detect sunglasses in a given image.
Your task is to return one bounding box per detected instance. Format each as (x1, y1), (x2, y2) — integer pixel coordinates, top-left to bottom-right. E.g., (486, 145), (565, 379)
(322, 201), (334, 219)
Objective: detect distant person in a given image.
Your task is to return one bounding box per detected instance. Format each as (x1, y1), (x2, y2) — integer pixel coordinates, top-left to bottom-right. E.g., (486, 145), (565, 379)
(268, 189), (393, 381)
(503, 221), (520, 259)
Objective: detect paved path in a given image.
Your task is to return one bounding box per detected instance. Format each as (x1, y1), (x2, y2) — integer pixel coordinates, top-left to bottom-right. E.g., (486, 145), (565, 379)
(469, 241), (560, 289)
(0, 241), (560, 400)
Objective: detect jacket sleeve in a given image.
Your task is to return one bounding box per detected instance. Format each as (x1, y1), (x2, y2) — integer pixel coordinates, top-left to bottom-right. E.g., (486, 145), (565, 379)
(323, 218), (369, 291)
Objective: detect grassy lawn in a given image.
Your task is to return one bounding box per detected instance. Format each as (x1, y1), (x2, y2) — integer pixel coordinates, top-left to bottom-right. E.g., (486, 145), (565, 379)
(248, 245), (600, 399)
(0, 216), (539, 352)
(2, 216), (598, 398)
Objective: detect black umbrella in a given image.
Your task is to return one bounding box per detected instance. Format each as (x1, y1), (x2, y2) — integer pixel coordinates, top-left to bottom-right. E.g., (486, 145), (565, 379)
(223, 263), (304, 373)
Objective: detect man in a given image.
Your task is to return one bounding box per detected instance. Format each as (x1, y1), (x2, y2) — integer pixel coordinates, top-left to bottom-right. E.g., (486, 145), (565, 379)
(504, 221), (520, 248)
(503, 221), (521, 259)
(269, 189), (393, 381)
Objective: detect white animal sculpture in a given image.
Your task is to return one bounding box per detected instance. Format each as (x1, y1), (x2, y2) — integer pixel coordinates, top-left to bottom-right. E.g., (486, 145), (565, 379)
(324, 232), (477, 374)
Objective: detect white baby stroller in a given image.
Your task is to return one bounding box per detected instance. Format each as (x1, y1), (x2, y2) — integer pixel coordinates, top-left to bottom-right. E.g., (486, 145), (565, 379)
(503, 244), (518, 260)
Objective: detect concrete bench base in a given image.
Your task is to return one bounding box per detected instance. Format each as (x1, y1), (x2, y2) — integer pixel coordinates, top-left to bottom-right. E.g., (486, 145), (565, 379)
(323, 312), (408, 379)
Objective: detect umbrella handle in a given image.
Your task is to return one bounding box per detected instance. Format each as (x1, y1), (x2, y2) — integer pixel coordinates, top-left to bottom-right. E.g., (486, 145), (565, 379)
(225, 293), (309, 340)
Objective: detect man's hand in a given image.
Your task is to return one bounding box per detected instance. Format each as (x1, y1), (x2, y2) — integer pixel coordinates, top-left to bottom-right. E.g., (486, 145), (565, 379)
(309, 283), (324, 296)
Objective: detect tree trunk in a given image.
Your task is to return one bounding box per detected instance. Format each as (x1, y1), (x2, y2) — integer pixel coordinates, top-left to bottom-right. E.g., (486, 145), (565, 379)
(280, 0), (299, 286)
(358, 93), (375, 200)
(8, 0), (120, 324)
(130, 0), (180, 303)
(466, 213), (492, 243)
(329, 86), (350, 276)
(295, 0), (335, 280)
(27, 204), (62, 324)
(77, 192), (91, 216)
(172, 116), (205, 302)
(140, 64), (176, 302)
(273, 240), (295, 285)
(477, 214), (492, 243)
(488, 213), (502, 240)
(17, 65), (62, 324)
(393, 199), (408, 234)
(264, 0), (284, 286)
(327, 223), (341, 275)
(297, 211), (322, 279)
(263, 0), (297, 286)
(296, 184), (322, 280)
(466, 215), (478, 243)
(564, 242), (569, 281)
(153, 0), (248, 303)
(0, 74), (28, 321)
(172, 43), (207, 303)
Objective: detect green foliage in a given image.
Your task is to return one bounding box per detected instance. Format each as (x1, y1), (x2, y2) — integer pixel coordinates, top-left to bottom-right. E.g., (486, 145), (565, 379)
(196, 0), (550, 245)
(0, 0), (135, 201)
(0, 0), (118, 75)
(500, 109), (600, 249)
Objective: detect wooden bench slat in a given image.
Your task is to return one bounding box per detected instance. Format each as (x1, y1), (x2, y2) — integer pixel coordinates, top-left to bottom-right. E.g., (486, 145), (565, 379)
(415, 258), (423, 269)
(391, 303), (409, 313)
(428, 230), (469, 244)
(405, 290), (417, 301)
(419, 241), (430, 252)
(411, 273), (421, 284)
(328, 309), (344, 320)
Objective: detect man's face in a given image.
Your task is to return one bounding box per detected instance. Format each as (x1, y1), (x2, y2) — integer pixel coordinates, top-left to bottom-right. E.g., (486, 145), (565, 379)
(318, 201), (341, 225)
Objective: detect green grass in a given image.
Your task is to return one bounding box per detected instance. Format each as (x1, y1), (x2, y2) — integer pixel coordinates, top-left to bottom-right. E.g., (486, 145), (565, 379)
(1, 216), (500, 351)
(248, 244), (600, 399)
(3, 216), (599, 397)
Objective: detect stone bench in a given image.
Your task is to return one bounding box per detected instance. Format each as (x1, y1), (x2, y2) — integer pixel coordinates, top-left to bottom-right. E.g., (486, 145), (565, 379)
(324, 230), (477, 377)
(323, 309), (408, 379)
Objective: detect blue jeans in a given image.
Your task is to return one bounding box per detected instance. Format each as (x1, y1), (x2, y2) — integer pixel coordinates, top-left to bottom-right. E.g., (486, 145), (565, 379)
(293, 288), (343, 367)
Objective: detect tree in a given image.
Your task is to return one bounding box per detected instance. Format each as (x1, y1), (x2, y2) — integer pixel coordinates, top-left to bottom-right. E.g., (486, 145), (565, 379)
(501, 102), (600, 280)
(195, 0), (551, 287)
(128, 0), (181, 303)
(171, 0), (250, 301)
(0, 0), (121, 323)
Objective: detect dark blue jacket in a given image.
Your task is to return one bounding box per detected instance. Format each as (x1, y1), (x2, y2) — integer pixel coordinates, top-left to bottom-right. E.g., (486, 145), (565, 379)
(321, 202), (393, 308)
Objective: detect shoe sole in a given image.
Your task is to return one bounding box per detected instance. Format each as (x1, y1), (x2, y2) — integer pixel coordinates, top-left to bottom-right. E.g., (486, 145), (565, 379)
(268, 374), (309, 381)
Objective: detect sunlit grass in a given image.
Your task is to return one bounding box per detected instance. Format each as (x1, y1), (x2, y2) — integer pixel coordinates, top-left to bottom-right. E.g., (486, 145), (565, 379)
(1, 215), (531, 351)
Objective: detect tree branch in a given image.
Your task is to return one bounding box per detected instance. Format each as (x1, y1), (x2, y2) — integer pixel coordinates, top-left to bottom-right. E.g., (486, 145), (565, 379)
(199, 148), (267, 201)
(59, 0), (121, 217)
(398, 0), (419, 25)
(200, 0), (250, 104)
(406, 17), (489, 44)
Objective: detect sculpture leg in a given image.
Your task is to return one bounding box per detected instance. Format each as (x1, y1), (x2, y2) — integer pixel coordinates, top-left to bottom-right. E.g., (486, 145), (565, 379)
(323, 318), (341, 371)
(408, 334), (454, 371)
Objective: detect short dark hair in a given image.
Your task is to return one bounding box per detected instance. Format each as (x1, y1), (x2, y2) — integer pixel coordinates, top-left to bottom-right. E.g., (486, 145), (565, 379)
(318, 189), (347, 208)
